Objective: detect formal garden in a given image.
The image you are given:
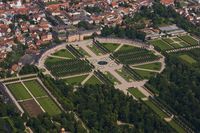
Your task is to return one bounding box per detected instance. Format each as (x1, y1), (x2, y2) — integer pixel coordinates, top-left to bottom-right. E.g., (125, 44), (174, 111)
(33, 40), (188, 133)
(6, 79), (61, 117)
(113, 45), (160, 65)
(149, 35), (199, 52)
(45, 59), (93, 78)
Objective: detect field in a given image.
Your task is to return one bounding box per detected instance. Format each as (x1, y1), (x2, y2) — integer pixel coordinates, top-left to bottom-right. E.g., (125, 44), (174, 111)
(179, 35), (199, 45)
(24, 80), (47, 97)
(45, 59), (92, 77)
(7, 83), (31, 100)
(179, 54), (197, 64)
(6, 79), (61, 117)
(163, 38), (183, 48)
(169, 120), (186, 133)
(85, 75), (102, 85)
(63, 75), (88, 85)
(128, 88), (145, 99)
(45, 57), (65, 64)
(117, 45), (135, 51)
(52, 49), (75, 58)
(37, 97), (61, 116)
(101, 43), (120, 52)
(133, 69), (156, 79)
(144, 100), (168, 118)
(113, 46), (159, 65)
(150, 39), (172, 50)
(133, 62), (161, 71)
(88, 45), (102, 55)
(20, 99), (43, 117)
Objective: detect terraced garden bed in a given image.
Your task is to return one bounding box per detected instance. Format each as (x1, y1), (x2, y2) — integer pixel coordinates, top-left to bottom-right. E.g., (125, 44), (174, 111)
(113, 47), (159, 65)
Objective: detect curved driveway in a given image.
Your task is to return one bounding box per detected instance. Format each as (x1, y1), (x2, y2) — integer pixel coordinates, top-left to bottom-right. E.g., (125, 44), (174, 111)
(37, 38), (166, 98)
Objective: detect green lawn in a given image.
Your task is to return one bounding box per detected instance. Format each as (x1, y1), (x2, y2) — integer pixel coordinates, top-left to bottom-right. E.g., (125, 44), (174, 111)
(7, 83), (32, 100)
(76, 47), (90, 57)
(133, 62), (161, 71)
(116, 69), (134, 82)
(128, 88), (146, 99)
(144, 100), (168, 118)
(179, 54), (197, 64)
(173, 37), (183, 42)
(63, 75), (88, 85)
(117, 45), (135, 51)
(179, 42), (189, 47)
(150, 39), (172, 51)
(104, 72), (120, 84)
(23, 80), (47, 97)
(163, 38), (183, 48)
(134, 69), (156, 79)
(144, 100), (186, 133)
(45, 57), (65, 64)
(169, 42), (182, 48)
(52, 49), (75, 58)
(85, 75), (102, 85)
(101, 43), (120, 52)
(179, 35), (199, 45)
(88, 45), (102, 55)
(37, 97), (61, 116)
(169, 120), (186, 133)
(162, 38), (174, 44)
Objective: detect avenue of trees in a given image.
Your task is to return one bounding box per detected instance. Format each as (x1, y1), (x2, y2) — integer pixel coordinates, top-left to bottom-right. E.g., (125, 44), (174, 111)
(148, 49), (200, 132)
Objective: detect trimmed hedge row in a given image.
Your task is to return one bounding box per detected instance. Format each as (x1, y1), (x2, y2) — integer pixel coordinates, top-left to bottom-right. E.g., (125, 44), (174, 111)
(93, 40), (110, 54)
(94, 70), (113, 85)
(66, 45), (84, 58)
(123, 65), (143, 81)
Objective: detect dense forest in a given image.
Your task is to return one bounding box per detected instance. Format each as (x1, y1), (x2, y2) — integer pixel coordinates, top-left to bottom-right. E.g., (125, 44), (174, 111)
(71, 85), (174, 133)
(38, 75), (175, 133)
(148, 49), (200, 132)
